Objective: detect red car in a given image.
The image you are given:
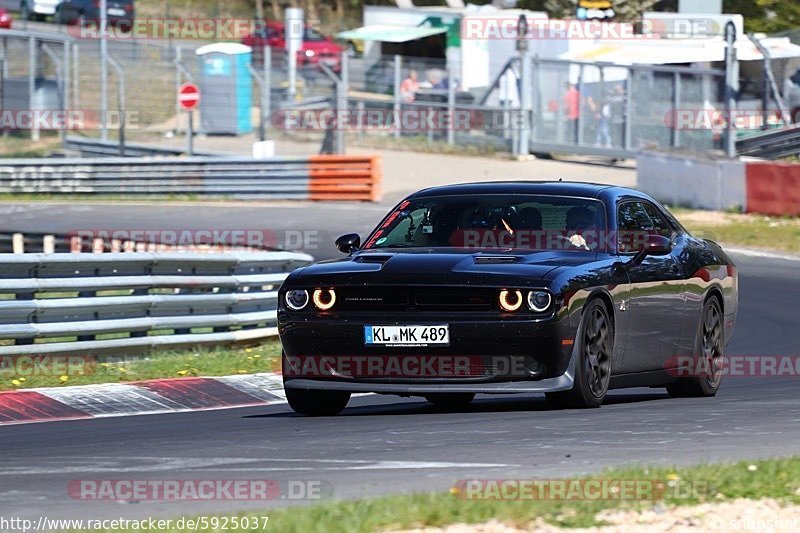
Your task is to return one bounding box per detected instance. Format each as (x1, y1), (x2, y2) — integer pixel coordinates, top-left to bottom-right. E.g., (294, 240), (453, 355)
(242, 21), (343, 71)
(0, 9), (13, 29)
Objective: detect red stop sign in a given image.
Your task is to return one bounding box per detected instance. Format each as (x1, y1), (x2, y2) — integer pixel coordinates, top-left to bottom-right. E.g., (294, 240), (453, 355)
(178, 83), (200, 110)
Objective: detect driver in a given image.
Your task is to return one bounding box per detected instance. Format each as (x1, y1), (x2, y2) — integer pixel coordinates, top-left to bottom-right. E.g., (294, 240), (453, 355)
(564, 206), (598, 250)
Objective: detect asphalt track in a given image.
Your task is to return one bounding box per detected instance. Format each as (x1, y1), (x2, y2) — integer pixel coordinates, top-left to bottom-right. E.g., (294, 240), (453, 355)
(0, 201), (798, 521)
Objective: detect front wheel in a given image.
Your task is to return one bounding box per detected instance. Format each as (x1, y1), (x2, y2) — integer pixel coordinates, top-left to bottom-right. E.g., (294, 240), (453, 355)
(285, 388), (350, 416)
(546, 299), (613, 408)
(666, 296), (723, 398)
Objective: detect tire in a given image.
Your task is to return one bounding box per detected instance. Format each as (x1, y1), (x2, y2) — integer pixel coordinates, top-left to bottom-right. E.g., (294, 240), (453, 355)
(285, 387), (350, 416)
(424, 393), (475, 409)
(666, 296), (723, 398)
(546, 299), (613, 408)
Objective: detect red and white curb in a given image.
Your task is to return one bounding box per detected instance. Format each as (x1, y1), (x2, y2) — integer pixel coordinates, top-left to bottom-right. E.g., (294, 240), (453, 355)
(0, 373), (286, 426)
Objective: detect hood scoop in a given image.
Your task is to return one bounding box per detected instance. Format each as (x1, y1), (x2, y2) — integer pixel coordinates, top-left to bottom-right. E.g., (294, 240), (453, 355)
(354, 254), (395, 264)
(473, 256), (518, 265)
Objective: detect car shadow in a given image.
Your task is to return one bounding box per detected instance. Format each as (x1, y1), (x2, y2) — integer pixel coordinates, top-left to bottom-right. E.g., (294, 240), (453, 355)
(244, 390), (671, 419)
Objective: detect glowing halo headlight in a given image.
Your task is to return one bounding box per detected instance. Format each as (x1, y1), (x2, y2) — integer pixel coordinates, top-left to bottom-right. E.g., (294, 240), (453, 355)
(498, 289), (523, 312)
(285, 289), (309, 311)
(527, 290), (552, 312)
(312, 288), (337, 310)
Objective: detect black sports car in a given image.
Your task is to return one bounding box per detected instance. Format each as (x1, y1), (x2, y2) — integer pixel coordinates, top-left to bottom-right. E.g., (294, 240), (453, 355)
(278, 182), (738, 415)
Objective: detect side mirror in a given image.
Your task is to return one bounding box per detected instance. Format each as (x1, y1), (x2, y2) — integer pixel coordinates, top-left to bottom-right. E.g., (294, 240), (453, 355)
(628, 234), (673, 268)
(335, 233), (361, 254)
(643, 234), (673, 256)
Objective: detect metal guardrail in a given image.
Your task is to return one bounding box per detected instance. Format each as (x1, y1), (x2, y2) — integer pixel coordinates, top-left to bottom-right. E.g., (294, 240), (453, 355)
(736, 126), (800, 159)
(0, 251), (312, 356)
(0, 155), (382, 201)
(63, 136), (230, 158)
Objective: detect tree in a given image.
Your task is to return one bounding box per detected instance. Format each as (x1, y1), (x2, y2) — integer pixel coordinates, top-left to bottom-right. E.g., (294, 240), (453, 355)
(724, 0), (800, 33)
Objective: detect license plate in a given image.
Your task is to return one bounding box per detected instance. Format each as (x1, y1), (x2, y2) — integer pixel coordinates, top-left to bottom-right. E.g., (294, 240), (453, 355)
(108, 8), (125, 16)
(364, 325), (449, 347)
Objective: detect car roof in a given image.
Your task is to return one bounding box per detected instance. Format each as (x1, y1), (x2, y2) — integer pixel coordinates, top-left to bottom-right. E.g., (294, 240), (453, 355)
(408, 181), (632, 200)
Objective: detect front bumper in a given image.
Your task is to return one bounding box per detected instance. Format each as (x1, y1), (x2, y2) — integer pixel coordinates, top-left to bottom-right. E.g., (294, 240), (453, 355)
(279, 312), (578, 393)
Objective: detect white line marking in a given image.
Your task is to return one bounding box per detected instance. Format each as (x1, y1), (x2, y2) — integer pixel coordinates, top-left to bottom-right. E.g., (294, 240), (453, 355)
(727, 247), (800, 262)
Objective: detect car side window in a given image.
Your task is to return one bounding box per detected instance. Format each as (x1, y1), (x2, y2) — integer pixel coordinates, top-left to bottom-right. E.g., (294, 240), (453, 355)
(617, 201), (652, 253)
(642, 202), (675, 238)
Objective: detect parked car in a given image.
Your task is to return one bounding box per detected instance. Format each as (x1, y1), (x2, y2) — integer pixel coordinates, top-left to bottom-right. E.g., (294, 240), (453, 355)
(54, 0), (134, 28)
(279, 182), (738, 415)
(241, 21), (343, 71)
(18, 0), (60, 21)
(0, 8), (12, 27)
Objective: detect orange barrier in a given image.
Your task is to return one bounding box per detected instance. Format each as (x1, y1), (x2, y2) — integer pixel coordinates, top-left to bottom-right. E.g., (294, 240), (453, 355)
(745, 162), (800, 216)
(309, 155), (382, 202)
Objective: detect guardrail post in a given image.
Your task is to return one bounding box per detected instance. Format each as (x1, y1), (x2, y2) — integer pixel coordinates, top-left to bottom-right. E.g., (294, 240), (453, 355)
(12, 233), (24, 254)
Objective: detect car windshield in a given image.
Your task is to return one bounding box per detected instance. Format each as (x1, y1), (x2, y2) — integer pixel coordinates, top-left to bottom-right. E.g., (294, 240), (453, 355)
(365, 194), (608, 252)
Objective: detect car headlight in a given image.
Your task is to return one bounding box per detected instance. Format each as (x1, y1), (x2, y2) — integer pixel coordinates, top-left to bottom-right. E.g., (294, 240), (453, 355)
(285, 289), (309, 311)
(498, 289), (523, 312)
(312, 288), (336, 310)
(527, 290), (552, 312)
(305, 49), (315, 57)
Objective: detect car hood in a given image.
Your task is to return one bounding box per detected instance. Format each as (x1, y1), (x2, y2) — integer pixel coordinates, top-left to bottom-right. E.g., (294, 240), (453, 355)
(288, 250), (599, 287)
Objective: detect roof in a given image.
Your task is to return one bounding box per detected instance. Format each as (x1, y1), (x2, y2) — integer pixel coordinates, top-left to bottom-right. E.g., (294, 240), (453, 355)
(409, 181), (622, 199)
(336, 24), (447, 43)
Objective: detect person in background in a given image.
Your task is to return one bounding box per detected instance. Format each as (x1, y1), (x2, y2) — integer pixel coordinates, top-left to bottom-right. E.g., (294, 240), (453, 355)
(401, 70), (420, 103)
(563, 82), (580, 144)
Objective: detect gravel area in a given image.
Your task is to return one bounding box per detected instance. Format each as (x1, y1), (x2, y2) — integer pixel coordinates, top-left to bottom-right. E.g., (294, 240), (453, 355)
(394, 498), (800, 532)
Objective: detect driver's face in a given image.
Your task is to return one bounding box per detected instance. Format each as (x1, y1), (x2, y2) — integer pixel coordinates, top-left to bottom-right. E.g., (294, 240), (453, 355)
(566, 215), (592, 231)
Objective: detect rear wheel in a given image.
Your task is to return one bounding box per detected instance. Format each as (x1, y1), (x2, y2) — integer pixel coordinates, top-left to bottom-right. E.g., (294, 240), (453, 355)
(285, 388), (350, 416)
(546, 299), (613, 408)
(424, 393), (475, 409)
(667, 296), (723, 398)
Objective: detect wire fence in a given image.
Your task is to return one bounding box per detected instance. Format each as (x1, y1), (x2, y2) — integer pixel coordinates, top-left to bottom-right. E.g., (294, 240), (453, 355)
(0, 29), (737, 158)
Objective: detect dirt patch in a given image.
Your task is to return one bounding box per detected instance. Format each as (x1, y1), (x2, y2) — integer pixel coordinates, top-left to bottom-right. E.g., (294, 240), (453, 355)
(393, 498), (800, 532)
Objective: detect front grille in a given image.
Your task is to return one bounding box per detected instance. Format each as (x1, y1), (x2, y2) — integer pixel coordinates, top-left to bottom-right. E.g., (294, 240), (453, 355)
(335, 287), (496, 312)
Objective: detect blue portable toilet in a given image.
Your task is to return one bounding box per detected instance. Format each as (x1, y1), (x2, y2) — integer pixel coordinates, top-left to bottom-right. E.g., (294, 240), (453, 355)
(196, 43), (253, 135)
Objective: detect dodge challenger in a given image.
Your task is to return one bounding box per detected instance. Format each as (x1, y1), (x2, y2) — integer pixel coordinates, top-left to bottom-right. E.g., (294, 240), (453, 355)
(278, 182), (738, 415)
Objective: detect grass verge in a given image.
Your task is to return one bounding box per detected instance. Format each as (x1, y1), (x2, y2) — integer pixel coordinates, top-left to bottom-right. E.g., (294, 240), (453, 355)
(73, 456), (800, 532)
(0, 340), (281, 391)
(672, 208), (800, 255)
